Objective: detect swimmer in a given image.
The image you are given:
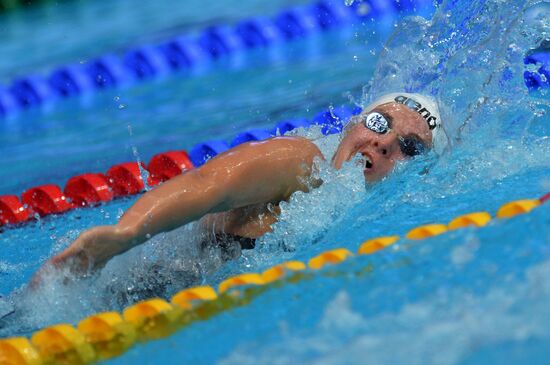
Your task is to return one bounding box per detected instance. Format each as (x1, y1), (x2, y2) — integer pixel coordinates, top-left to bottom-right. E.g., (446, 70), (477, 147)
(33, 93), (448, 281)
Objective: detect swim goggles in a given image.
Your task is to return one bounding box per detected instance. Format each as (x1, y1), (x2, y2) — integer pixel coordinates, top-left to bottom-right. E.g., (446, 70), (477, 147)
(363, 112), (427, 157)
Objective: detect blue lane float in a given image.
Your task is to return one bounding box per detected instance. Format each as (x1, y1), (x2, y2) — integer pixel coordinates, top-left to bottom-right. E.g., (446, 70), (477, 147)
(86, 55), (135, 89)
(49, 65), (96, 97)
(124, 46), (173, 80)
(9, 76), (56, 108)
(524, 52), (550, 90)
(190, 140), (231, 167)
(230, 129), (273, 147)
(199, 26), (247, 59)
(159, 36), (209, 70)
(0, 0), (405, 119)
(190, 105), (357, 166)
(314, 0), (356, 27)
(235, 17), (284, 48)
(273, 118), (311, 135)
(0, 0), (546, 120)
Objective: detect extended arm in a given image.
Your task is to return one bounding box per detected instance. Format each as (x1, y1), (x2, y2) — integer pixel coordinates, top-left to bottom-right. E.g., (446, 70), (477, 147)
(46, 137), (322, 273)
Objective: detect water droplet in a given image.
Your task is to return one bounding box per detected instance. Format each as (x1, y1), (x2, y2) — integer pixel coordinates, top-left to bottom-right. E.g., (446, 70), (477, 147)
(356, 3), (370, 16)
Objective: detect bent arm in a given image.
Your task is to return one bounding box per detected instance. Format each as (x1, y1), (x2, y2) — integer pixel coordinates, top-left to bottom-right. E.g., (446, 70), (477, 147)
(48, 137), (322, 273)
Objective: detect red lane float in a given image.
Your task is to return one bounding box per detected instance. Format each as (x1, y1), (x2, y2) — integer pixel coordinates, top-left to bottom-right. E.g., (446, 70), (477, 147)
(21, 184), (73, 217)
(64, 173), (114, 207)
(106, 162), (146, 197)
(147, 151), (194, 186)
(0, 195), (30, 225)
(0, 148), (196, 231)
(541, 192), (550, 204)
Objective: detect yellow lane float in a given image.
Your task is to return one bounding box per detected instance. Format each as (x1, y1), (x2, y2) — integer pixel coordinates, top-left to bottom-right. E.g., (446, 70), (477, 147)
(261, 261), (306, 283)
(77, 312), (135, 360)
(171, 286), (218, 310)
(496, 199), (540, 219)
(30, 324), (95, 365)
(308, 248), (354, 270)
(0, 194), (545, 365)
(358, 236), (400, 255)
(448, 211), (492, 230)
(218, 273), (266, 294)
(122, 299), (180, 340)
(0, 337), (42, 365)
(406, 223), (448, 240)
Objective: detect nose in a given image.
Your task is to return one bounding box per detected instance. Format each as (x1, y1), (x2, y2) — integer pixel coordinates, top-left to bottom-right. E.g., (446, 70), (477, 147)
(373, 131), (399, 156)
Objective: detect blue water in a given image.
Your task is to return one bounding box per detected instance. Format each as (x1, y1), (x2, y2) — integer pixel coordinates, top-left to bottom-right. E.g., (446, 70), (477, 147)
(1, 0), (550, 364)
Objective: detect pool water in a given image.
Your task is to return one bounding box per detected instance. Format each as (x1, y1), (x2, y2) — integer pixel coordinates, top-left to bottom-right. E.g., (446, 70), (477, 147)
(1, 0), (550, 364)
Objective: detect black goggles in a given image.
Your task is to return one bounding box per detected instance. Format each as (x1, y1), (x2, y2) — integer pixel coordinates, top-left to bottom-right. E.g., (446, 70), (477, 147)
(363, 112), (427, 157)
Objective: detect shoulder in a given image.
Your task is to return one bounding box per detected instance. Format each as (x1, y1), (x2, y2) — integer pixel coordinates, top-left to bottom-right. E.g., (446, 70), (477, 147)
(239, 136), (324, 161)
(198, 136), (324, 179)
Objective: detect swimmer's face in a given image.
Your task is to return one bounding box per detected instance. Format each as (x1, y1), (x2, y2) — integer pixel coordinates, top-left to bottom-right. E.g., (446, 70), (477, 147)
(332, 102), (432, 182)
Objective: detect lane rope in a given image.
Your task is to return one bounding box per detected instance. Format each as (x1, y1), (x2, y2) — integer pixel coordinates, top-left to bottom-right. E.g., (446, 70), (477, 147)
(0, 195), (546, 364)
(0, 0), (428, 119)
(0, 105), (358, 230)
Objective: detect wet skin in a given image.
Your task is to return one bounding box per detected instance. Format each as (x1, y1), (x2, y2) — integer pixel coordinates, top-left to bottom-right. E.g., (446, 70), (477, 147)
(38, 102), (432, 278)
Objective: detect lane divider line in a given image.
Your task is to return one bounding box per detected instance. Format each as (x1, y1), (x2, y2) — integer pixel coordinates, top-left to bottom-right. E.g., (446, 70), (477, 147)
(0, 195), (547, 364)
(0, 105), (357, 231)
(1, 0), (547, 120)
(0, 0), (421, 120)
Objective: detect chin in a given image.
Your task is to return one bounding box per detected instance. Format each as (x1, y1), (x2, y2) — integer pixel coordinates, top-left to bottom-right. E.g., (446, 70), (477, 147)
(363, 168), (390, 183)
(363, 170), (379, 183)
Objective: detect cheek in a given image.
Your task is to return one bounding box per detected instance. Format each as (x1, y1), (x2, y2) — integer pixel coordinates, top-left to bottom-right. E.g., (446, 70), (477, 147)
(369, 158), (397, 181)
(378, 158), (395, 175)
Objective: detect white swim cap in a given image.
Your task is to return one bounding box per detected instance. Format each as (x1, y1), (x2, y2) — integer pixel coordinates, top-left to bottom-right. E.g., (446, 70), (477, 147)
(364, 92), (449, 154)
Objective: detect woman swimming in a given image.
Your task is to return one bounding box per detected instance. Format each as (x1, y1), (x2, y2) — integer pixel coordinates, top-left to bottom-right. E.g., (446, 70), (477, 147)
(36, 92), (447, 279)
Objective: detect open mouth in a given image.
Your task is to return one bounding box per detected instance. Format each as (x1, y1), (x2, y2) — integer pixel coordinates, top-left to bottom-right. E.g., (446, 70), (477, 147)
(365, 156), (373, 169)
(362, 152), (373, 169)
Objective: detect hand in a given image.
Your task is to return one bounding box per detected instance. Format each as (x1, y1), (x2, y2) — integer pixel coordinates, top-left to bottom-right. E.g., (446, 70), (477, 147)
(29, 245), (93, 290)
